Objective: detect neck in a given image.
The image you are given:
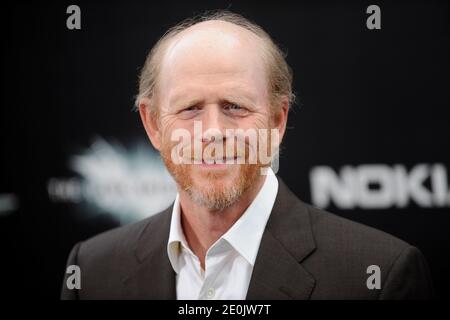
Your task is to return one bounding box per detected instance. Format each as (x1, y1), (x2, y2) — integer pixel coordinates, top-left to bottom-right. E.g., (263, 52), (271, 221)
(179, 175), (266, 270)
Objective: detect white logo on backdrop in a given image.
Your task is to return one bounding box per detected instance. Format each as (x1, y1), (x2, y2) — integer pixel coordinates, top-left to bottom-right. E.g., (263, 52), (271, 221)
(310, 164), (450, 209)
(47, 137), (177, 223)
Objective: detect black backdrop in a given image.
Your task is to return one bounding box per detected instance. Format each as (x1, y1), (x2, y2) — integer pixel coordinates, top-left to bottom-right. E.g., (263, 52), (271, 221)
(1, 0), (449, 299)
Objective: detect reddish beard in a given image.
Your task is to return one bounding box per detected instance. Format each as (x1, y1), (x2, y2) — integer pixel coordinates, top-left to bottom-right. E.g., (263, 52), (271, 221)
(159, 137), (267, 211)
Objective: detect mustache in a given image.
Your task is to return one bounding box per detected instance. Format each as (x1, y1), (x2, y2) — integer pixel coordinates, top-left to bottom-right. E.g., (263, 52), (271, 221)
(162, 128), (278, 166)
(172, 140), (253, 162)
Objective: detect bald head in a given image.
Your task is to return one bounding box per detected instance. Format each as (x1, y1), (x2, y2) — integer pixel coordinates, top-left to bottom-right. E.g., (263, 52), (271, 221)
(158, 20), (268, 115)
(162, 20), (265, 85)
(165, 20), (264, 66)
(136, 11), (294, 115)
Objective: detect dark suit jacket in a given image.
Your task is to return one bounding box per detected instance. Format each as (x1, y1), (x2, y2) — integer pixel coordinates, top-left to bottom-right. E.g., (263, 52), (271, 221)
(61, 178), (434, 299)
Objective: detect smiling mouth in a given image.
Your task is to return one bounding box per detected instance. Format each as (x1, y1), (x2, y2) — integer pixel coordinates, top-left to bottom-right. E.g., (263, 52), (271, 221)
(195, 156), (240, 165)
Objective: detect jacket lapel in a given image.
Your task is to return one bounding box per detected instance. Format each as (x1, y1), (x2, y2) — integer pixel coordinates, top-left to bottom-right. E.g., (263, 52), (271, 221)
(122, 205), (177, 299)
(246, 178), (317, 300)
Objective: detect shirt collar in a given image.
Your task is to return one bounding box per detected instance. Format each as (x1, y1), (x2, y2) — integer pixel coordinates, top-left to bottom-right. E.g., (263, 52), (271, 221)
(167, 193), (189, 274)
(167, 168), (279, 273)
(221, 168), (278, 265)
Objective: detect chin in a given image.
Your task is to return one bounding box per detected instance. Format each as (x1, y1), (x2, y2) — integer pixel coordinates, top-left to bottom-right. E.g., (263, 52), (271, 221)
(195, 172), (235, 189)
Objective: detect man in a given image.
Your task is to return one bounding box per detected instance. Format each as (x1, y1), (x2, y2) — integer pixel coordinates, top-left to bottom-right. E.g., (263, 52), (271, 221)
(61, 11), (433, 299)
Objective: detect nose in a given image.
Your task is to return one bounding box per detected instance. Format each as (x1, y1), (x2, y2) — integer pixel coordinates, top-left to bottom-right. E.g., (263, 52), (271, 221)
(201, 104), (225, 143)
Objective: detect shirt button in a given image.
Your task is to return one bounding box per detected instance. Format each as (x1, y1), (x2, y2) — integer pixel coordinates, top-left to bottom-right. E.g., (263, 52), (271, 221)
(206, 288), (215, 299)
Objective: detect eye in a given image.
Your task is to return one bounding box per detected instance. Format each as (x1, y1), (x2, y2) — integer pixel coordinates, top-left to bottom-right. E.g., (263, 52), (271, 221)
(177, 104), (202, 119)
(223, 103), (248, 116)
(224, 103), (241, 110)
(184, 105), (201, 112)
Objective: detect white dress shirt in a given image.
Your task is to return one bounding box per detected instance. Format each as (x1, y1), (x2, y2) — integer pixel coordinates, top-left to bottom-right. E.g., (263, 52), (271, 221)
(167, 168), (279, 300)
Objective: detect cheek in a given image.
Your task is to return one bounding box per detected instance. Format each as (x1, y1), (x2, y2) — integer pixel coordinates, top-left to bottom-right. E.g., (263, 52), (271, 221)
(159, 115), (188, 142)
(243, 114), (271, 131)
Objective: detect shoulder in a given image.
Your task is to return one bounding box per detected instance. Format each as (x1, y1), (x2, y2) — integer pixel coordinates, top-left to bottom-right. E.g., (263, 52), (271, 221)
(302, 203), (432, 298)
(61, 207), (173, 299)
(75, 207), (172, 271)
(276, 177), (410, 262)
(275, 178), (432, 298)
(306, 203), (409, 259)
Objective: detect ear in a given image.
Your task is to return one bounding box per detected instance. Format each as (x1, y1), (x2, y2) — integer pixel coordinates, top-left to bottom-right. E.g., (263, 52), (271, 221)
(138, 97), (161, 150)
(272, 97), (289, 144)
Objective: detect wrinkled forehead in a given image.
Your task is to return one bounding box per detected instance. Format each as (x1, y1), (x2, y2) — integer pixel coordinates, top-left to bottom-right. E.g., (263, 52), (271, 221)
(159, 20), (268, 91)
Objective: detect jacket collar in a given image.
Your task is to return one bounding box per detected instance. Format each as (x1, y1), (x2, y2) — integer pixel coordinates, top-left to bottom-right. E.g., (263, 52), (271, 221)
(246, 177), (317, 299)
(123, 205), (177, 299)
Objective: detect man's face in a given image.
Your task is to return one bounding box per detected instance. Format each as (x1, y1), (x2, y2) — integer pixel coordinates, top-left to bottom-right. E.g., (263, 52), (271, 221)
(142, 21), (281, 210)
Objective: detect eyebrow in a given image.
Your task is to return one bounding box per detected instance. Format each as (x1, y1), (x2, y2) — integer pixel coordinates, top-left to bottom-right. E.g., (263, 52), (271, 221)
(223, 95), (257, 109)
(170, 90), (258, 109)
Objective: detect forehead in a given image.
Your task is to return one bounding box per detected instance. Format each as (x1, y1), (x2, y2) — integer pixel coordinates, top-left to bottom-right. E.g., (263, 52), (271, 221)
(158, 20), (268, 103)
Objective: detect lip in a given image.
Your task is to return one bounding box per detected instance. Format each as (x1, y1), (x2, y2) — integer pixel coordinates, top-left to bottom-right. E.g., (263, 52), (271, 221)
(199, 162), (228, 169)
(196, 156), (241, 168)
